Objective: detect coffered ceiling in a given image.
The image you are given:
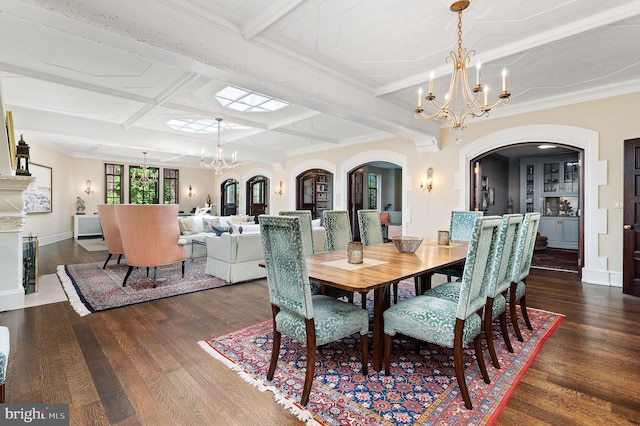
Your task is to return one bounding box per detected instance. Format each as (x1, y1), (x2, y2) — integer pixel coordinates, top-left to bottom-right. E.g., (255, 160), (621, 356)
(2, 0), (640, 169)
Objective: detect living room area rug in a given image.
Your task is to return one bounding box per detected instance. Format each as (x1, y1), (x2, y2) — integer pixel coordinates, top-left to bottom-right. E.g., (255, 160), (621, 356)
(58, 257), (232, 316)
(199, 283), (564, 425)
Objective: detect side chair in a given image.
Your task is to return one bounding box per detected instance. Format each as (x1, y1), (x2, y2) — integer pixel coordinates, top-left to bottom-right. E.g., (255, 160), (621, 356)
(259, 215), (369, 406)
(508, 212), (541, 341)
(322, 210), (358, 304)
(357, 209), (402, 304)
(383, 215), (501, 409)
(423, 214), (523, 369)
(434, 210), (484, 283)
(116, 204), (187, 288)
(97, 204), (124, 269)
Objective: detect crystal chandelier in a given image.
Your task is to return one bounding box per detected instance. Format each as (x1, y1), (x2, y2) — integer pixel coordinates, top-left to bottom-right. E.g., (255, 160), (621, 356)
(131, 151), (158, 187)
(200, 117), (238, 175)
(415, 0), (511, 143)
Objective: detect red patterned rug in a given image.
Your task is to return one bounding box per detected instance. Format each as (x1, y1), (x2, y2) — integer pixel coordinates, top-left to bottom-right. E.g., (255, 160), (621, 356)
(200, 284), (563, 425)
(58, 257), (232, 316)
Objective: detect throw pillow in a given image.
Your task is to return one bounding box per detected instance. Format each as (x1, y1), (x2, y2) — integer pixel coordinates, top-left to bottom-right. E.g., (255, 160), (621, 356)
(178, 218), (189, 235)
(211, 225), (229, 236)
(183, 216), (200, 235)
(203, 217), (221, 232)
(379, 212), (390, 224)
(229, 215), (248, 224)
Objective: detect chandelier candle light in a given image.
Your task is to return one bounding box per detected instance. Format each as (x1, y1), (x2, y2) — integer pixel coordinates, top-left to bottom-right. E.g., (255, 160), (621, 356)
(415, 0), (510, 143)
(200, 117), (238, 175)
(131, 151), (158, 187)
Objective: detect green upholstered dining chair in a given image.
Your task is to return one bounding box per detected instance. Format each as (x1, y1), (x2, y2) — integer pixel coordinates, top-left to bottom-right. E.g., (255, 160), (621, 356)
(279, 211), (315, 256)
(259, 215), (369, 406)
(508, 212), (541, 341)
(357, 210), (384, 246)
(383, 215), (501, 409)
(323, 210), (353, 251)
(423, 214), (523, 369)
(435, 210), (484, 283)
(357, 209), (403, 304)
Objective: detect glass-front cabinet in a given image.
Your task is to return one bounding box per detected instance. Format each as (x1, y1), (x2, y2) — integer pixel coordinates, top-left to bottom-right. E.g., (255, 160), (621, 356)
(520, 153), (580, 249)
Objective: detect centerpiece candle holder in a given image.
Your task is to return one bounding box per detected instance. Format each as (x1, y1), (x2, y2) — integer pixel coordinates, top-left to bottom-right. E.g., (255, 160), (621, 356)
(348, 242), (363, 264)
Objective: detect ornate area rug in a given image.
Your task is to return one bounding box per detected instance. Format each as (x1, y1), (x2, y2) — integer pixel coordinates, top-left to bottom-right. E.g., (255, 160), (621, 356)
(58, 257), (232, 316)
(200, 284), (564, 425)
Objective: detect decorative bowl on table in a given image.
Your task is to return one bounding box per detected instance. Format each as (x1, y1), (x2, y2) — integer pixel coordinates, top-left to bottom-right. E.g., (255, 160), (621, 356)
(391, 236), (423, 254)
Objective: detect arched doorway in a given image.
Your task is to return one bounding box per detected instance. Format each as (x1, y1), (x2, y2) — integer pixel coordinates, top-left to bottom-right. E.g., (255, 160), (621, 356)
(296, 169), (333, 219)
(458, 125), (606, 284)
(246, 175), (268, 220)
(469, 143), (584, 273)
(347, 161), (402, 241)
(221, 179), (239, 216)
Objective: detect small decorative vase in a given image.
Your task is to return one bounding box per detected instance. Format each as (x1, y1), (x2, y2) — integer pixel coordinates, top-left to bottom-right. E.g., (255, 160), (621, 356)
(348, 242), (363, 264)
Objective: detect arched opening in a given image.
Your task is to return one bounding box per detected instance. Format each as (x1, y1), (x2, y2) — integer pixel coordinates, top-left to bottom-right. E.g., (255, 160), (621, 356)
(295, 169), (333, 219)
(347, 161), (402, 241)
(220, 179), (239, 216)
(246, 175), (268, 220)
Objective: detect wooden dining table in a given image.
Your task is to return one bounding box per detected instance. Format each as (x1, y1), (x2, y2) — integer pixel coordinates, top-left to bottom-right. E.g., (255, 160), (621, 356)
(305, 238), (469, 371)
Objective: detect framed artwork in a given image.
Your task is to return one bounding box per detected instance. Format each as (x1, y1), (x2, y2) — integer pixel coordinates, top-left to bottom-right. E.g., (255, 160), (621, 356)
(23, 163), (52, 214)
(489, 187), (495, 205)
(6, 111), (17, 169)
(481, 175), (489, 191)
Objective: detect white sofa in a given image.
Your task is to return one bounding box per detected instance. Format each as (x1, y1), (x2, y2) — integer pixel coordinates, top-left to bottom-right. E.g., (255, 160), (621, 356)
(205, 226), (327, 284)
(177, 214), (254, 258)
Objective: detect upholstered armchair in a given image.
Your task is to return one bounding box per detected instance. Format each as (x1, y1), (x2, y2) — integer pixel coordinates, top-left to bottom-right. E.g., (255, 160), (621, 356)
(424, 214), (523, 369)
(259, 215), (369, 406)
(115, 204), (186, 288)
(384, 215), (501, 409)
(434, 210), (484, 282)
(97, 204), (124, 269)
(508, 212), (541, 341)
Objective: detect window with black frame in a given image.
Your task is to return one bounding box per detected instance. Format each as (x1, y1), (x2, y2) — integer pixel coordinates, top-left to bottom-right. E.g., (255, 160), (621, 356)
(105, 163), (123, 204)
(164, 168), (179, 204)
(129, 165), (159, 204)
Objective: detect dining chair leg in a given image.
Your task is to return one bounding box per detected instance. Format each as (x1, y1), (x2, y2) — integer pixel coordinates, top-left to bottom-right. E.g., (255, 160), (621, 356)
(484, 298), (500, 369)
(413, 276), (421, 296)
(301, 319), (317, 406)
(453, 319), (473, 409)
(360, 333), (369, 376)
(181, 260), (185, 279)
(117, 254), (122, 264)
(393, 282), (398, 304)
(499, 311), (514, 353)
(509, 282), (524, 342)
(519, 284), (533, 330)
(383, 333), (393, 376)
(360, 292), (368, 310)
(267, 306), (281, 381)
(152, 266), (157, 288)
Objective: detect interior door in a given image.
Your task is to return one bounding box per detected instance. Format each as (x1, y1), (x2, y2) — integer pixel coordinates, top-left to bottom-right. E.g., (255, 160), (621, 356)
(221, 179), (238, 216)
(298, 173), (317, 217)
(247, 176), (267, 220)
(623, 138), (640, 296)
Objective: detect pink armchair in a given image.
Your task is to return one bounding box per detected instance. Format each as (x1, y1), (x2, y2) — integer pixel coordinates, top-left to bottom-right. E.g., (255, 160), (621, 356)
(115, 204), (186, 288)
(97, 204), (124, 269)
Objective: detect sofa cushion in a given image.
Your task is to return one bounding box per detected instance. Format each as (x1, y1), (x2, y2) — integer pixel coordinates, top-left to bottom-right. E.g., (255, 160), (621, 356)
(229, 223), (260, 234)
(229, 215), (249, 224)
(179, 217), (200, 235)
(211, 225), (229, 236)
(312, 218), (321, 228)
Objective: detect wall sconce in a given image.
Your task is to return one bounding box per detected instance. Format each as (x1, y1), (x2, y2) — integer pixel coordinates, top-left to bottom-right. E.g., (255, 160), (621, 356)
(275, 180), (283, 195)
(188, 185), (195, 198)
(420, 168), (433, 191)
(84, 180), (94, 195)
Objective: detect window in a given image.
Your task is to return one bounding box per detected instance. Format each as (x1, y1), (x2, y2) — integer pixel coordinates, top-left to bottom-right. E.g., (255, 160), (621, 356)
(367, 173), (380, 209)
(163, 169), (179, 204)
(129, 166), (159, 204)
(104, 163), (123, 204)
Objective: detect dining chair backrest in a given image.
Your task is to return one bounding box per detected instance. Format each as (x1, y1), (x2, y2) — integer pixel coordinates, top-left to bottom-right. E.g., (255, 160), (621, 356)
(357, 209), (384, 246)
(279, 210), (315, 255)
(511, 212), (541, 283)
(323, 210), (352, 251)
(450, 211), (484, 241)
(259, 215), (313, 319)
(487, 214), (523, 298)
(456, 215), (501, 320)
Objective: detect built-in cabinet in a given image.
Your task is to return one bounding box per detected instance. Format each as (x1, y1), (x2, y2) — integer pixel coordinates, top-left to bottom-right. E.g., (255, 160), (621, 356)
(520, 154), (580, 249)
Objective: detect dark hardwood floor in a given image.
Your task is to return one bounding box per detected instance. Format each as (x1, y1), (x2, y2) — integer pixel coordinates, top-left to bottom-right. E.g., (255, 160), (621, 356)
(2, 238), (639, 425)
